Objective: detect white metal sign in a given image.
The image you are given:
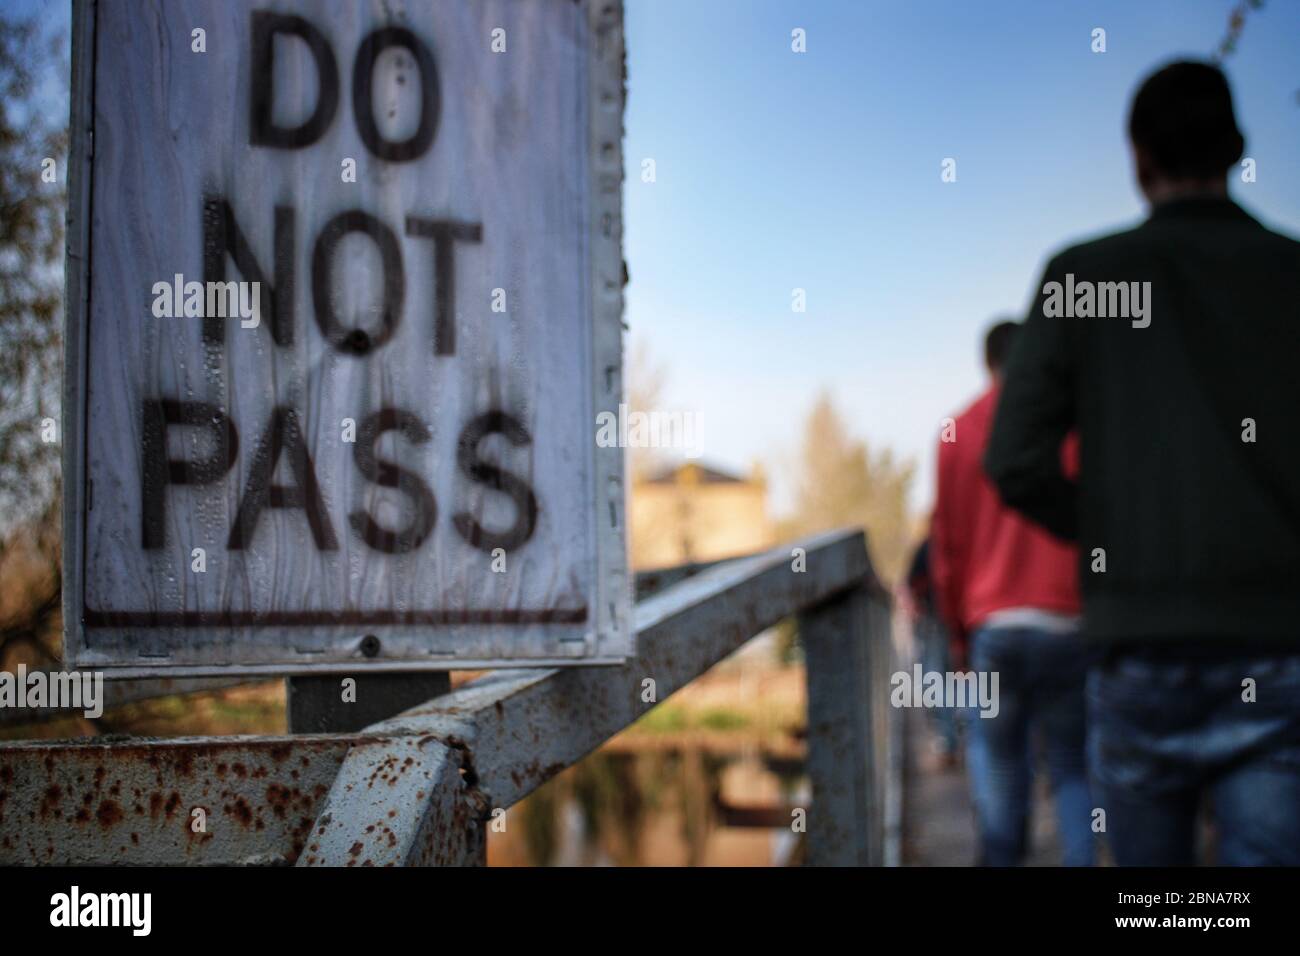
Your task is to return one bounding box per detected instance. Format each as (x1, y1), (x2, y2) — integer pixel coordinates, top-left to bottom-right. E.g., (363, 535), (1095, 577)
(63, 0), (629, 674)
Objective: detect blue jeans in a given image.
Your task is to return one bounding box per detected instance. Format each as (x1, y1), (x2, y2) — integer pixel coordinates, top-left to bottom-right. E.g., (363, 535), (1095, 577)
(966, 625), (1095, 866)
(1088, 648), (1300, 866)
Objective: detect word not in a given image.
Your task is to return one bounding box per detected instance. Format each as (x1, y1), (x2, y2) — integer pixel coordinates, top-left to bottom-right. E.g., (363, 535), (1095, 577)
(151, 274), (260, 327)
(1042, 273), (1152, 328)
(0, 664), (103, 719)
(49, 886), (151, 936)
(595, 403), (701, 457)
(200, 196), (481, 356)
(890, 663), (1000, 719)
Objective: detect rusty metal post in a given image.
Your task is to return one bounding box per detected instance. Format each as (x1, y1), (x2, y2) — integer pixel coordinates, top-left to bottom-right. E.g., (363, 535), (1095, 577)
(801, 581), (879, 866)
(879, 598), (904, 866)
(299, 735), (486, 866)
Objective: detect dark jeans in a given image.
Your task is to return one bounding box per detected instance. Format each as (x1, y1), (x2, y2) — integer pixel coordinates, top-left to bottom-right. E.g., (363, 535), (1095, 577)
(966, 626), (1095, 866)
(1089, 648), (1300, 866)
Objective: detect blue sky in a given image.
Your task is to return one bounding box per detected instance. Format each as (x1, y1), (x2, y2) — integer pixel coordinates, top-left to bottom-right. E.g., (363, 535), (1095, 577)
(622, 0), (1300, 514)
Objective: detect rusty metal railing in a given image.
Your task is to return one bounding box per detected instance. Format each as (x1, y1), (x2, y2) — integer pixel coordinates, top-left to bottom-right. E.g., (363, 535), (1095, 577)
(0, 528), (896, 866)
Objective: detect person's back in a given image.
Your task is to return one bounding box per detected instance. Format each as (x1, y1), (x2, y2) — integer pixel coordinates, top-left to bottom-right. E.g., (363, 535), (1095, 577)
(932, 321), (1092, 867)
(936, 386), (1079, 641)
(991, 204), (1300, 640)
(986, 60), (1300, 866)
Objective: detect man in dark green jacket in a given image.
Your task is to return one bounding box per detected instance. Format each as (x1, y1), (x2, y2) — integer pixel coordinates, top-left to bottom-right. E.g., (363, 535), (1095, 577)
(985, 60), (1300, 866)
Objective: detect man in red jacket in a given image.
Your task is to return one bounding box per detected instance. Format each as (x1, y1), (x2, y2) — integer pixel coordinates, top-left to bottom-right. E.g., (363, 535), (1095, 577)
(931, 320), (1094, 866)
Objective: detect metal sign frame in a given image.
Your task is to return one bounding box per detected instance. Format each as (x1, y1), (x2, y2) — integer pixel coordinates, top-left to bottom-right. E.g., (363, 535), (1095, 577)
(62, 0), (629, 676)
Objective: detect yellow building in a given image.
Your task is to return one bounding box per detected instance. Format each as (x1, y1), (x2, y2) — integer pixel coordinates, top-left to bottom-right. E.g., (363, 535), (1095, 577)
(630, 461), (774, 570)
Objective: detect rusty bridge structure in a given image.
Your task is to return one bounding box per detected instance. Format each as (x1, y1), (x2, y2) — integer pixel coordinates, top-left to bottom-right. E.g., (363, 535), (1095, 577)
(0, 529), (898, 866)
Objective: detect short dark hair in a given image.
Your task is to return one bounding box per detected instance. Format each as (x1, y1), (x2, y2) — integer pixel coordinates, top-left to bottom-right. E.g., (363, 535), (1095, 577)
(985, 320), (1019, 373)
(1128, 60), (1244, 179)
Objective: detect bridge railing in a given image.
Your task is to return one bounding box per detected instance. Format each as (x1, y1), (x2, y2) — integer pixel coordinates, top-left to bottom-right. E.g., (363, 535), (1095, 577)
(0, 528), (896, 866)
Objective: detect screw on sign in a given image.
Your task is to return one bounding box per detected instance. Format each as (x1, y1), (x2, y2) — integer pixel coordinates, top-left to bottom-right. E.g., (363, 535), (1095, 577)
(65, 0), (629, 673)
